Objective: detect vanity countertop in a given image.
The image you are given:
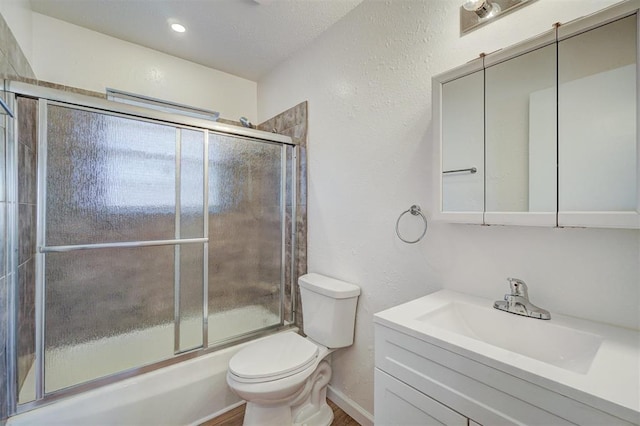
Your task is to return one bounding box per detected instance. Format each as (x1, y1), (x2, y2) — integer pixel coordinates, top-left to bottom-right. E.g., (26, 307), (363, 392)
(374, 290), (640, 424)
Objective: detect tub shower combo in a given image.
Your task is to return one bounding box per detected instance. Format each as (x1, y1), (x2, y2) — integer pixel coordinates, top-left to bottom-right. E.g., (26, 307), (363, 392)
(2, 81), (300, 419)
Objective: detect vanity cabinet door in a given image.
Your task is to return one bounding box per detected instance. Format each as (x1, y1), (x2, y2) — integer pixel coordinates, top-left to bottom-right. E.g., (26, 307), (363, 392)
(374, 369), (468, 426)
(558, 13), (639, 228)
(436, 61), (484, 224)
(484, 39), (557, 226)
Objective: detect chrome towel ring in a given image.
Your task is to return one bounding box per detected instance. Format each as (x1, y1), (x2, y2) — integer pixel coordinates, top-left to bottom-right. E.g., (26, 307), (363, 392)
(395, 205), (428, 244)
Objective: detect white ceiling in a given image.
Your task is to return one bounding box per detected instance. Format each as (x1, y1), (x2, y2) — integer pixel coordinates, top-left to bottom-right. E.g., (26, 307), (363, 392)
(29, 0), (363, 81)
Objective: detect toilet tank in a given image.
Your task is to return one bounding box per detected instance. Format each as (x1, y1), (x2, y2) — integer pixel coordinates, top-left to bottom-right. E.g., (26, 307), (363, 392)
(298, 273), (360, 348)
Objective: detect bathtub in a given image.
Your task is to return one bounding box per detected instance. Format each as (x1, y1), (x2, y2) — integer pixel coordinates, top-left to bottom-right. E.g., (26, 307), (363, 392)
(8, 330), (289, 426)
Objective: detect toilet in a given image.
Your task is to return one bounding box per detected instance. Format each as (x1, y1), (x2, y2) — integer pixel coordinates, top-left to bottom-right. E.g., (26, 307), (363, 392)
(226, 273), (360, 426)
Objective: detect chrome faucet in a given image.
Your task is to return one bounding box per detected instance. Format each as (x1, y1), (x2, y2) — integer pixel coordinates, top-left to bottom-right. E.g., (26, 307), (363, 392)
(493, 278), (551, 320)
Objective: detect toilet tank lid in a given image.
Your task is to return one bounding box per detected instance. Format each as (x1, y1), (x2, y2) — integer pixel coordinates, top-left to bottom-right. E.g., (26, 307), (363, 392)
(298, 273), (360, 299)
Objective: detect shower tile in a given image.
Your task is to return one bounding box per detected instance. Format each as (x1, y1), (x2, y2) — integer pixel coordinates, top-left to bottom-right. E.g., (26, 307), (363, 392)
(283, 108), (296, 130)
(29, 204), (36, 258)
(18, 144), (36, 205)
(17, 97), (38, 207)
(18, 203), (34, 266)
(294, 102), (308, 130)
(298, 146), (307, 206)
(4, 37), (34, 79)
(17, 143), (25, 204)
(274, 113), (284, 133)
(0, 12), (34, 81)
(32, 81), (105, 99)
(292, 124), (306, 141)
(0, 50), (18, 80)
(26, 146), (36, 205)
(0, 13), (12, 57)
(18, 97), (38, 152)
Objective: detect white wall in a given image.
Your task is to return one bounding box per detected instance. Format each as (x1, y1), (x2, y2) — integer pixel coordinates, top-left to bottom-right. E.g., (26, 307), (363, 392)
(27, 12), (257, 122)
(258, 0), (640, 416)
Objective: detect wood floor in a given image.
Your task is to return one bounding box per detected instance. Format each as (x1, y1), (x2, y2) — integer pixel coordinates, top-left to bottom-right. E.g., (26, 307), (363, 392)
(201, 399), (360, 426)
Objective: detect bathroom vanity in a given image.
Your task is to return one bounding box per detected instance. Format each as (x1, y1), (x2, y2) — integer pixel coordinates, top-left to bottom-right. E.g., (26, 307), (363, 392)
(373, 290), (640, 425)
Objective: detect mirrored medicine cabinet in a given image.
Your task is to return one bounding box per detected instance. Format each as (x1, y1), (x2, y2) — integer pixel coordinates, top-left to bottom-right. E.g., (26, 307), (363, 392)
(433, 1), (640, 229)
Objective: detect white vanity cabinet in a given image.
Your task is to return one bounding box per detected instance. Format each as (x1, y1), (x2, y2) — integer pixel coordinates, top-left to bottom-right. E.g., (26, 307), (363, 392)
(375, 369), (467, 426)
(373, 291), (640, 426)
(375, 325), (571, 426)
(374, 324), (637, 426)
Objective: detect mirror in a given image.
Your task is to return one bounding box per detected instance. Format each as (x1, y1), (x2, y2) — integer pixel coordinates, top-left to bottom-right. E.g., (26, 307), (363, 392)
(558, 15), (637, 222)
(485, 43), (556, 219)
(435, 3), (639, 229)
(441, 69), (484, 215)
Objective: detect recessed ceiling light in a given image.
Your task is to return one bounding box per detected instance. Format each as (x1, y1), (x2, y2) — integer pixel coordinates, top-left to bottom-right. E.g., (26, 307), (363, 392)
(171, 23), (186, 33)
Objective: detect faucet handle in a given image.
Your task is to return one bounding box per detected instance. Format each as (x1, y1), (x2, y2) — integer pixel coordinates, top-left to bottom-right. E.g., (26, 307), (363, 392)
(507, 277), (528, 298)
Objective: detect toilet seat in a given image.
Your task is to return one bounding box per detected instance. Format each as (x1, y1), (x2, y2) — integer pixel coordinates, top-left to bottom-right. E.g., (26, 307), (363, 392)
(229, 332), (319, 383)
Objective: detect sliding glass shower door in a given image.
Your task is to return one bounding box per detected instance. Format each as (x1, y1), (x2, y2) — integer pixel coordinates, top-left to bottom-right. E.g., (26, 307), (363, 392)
(207, 135), (285, 344)
(14, 94), (295, 404)
(41, 104), (206, 395)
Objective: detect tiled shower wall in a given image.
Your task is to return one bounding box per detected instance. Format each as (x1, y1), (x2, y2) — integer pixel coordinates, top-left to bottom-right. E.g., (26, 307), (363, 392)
(1, 11), (36, 424)
(258, 102), (308, 330)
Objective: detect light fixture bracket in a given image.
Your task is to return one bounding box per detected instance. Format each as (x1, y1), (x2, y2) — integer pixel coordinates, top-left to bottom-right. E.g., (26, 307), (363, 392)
(461, 0), (536, 35)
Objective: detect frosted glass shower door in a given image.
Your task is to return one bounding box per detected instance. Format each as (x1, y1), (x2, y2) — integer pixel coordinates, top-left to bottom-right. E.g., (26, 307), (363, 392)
(42, 105), (205, 393)
(207, 134), (285, 344)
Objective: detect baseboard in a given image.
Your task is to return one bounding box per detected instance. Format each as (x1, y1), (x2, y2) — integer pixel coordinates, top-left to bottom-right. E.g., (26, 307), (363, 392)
(188, 400), (245, 426)
(327, 385), (374, 426)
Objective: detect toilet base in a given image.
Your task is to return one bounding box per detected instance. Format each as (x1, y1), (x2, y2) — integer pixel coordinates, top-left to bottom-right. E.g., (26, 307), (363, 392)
(242, 360), (334, 426)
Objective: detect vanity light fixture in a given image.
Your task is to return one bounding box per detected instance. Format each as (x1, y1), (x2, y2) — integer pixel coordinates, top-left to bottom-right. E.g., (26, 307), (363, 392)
(461, 0), (535, 35)
(171, 23), (186, 33)
(463, 0), (500, 19)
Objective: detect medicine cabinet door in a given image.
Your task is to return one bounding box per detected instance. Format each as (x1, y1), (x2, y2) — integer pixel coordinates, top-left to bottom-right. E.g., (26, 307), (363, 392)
(558, 13), (639, 228)
(484, 40), (557, 226)
(440, 69), (484, 223)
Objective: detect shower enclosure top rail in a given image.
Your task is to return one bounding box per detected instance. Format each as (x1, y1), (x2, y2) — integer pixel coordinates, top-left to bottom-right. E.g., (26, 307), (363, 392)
(4, 80), (294, 146)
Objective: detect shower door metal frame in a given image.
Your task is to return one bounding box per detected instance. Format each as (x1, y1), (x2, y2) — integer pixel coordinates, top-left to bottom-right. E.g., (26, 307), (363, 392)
(4, 89), (19, 417)
(4, 81), (297, 415)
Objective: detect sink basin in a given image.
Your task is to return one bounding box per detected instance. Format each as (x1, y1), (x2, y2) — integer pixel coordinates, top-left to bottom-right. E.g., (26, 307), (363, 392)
(417, 301), (603, 374)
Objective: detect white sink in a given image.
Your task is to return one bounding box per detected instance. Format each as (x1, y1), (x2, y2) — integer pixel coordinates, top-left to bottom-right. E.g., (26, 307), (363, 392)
(374, 290), (640, 419)
(417, 301), (603, 374)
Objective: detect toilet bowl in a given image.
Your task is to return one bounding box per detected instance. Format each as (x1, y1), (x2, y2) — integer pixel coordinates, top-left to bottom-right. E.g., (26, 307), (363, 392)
(226, 273), (360, 426)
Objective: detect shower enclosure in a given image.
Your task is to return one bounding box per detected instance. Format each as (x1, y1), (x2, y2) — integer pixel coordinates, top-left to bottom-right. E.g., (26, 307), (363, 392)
(3, 82), (298, 413)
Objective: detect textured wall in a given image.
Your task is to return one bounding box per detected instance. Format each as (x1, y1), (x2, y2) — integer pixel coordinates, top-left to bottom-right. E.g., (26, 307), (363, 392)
(257, 0), (639, 416)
